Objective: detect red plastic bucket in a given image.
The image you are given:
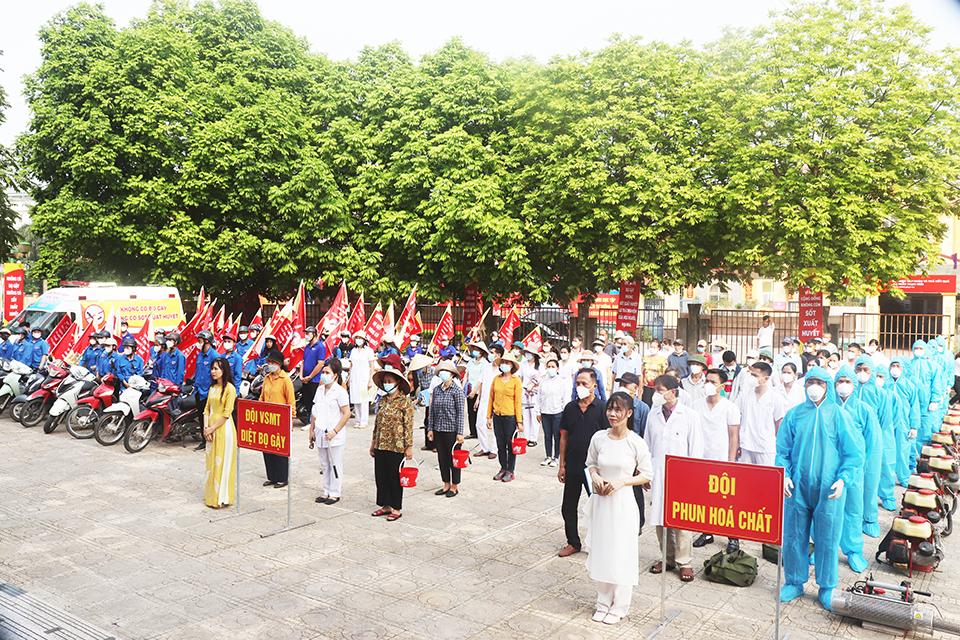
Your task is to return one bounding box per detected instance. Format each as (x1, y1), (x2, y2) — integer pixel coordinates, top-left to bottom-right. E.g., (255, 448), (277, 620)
(511, 430), (527, 455)
(452, 443), (470, 469)
(399, 459), (419, 488)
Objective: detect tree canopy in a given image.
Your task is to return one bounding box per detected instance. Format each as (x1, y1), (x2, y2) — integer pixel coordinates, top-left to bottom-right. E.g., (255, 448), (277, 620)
(16, 0), (960, 302)
(0, 53), (19, 255)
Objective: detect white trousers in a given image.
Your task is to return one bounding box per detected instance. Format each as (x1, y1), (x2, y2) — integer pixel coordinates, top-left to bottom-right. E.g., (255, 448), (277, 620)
(596, 582), (632, 618)
(739, 449), (774, 466)
(353, 402), (369, 427)
(478, 408), (497, 455)
(317, 444), (344, 498)
(523, 406), (540, 442)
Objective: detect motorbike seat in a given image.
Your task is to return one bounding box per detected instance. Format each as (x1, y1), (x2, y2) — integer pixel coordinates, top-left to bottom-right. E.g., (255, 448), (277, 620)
(180, 395), (197, 411)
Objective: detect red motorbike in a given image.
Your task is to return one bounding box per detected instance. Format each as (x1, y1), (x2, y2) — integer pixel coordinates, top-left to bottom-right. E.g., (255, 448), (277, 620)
(65, 373), (118, 440)
(122, 378), (201, 453)
(19, 363), (70, 428)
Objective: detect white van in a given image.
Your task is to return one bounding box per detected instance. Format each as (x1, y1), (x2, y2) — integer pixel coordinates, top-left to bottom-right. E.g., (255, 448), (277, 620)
(8, 286), (185, 334)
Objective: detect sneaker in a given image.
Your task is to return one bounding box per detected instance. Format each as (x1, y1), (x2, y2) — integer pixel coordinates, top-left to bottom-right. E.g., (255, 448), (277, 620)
(540, 457), (550, 466)
(591, 610), (607, 623)
(548, 458), (558, 468)
(493, 470), (506, 481)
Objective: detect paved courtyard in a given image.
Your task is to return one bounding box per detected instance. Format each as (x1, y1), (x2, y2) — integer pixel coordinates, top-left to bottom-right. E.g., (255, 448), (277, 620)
(1, 410), (959, 640)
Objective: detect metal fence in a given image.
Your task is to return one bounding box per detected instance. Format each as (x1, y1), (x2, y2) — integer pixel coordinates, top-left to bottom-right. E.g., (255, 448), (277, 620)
(839, 313), (950, 356)
(708, 309), (799, 357)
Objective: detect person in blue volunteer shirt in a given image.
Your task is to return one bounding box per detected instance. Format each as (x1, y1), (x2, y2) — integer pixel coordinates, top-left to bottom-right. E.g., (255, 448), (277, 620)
(236, 325), (253, 359)
(148, 328), (166, 374)
(404, 335), (424, 361)
(194, 330), (218, 451)
(299, 326), (326, 415)
(219, 332), (244, 394)
(29, 328), (50, 370)
(11, 328), (33, 367)
(119, 320), (133, 343)
(156, 332), (186, 385)
(116, 336), (144, 385)
(0, 327), (12, 360)
(96, 337), (121, 379)
(437, 337), (457, 360)
(80, 331), (101, 372)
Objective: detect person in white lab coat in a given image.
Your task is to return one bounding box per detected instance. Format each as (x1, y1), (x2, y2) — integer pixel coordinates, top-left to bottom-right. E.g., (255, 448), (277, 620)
(309, 358), (352, 504)
(475, 344), (502, 460)
(645, 375), (704, 582)
(349, 331), (375, 428)
(779, 362), (806, 410)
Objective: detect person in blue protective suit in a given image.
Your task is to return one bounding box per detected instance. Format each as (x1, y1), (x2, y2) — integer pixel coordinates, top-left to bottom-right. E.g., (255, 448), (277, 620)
(156, 332), (186, 385)
(219, 332), (244, 394)
(777, 367), (864, 610)
(852, 356), (897, 511)
(934, 336), (952, 421)
(908, 340), (938, 445)
(29, 327), (50, 370)
(96, 337), (120, 379)
(874, 365), (905, 496)
(116, 336), (144, 386)
(0, 327), (12, 360)
(889, 357), (920, 483)
(193, 330), (218, 452)
(80, 332), (102, 373)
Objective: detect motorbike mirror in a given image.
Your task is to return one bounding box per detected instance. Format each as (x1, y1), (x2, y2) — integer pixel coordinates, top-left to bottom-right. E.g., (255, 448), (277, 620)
(927, 510), (941, 524)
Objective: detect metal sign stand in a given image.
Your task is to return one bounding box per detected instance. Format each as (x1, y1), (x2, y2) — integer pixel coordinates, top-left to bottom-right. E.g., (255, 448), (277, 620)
(261, 416), (315, 538)
(774, 546), (786, 640)
(211, 447), (264, 522)
(648, 529), (679, 640)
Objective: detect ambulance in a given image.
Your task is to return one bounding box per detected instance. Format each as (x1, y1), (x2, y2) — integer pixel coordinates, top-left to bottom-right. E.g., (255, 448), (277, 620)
(7, 285), (185, 334)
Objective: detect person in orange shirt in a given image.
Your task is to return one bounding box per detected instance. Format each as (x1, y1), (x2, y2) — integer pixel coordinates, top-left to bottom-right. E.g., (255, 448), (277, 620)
(487, 352), (524, 482)
(259, 349), (296, 488)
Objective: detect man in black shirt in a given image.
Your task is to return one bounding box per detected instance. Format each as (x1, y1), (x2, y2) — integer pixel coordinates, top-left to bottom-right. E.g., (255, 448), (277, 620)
(557, 368), (609, 557)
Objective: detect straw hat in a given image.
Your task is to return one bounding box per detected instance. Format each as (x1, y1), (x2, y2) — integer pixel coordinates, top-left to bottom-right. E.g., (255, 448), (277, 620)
(468, 341), (489, 357)
(372, 354), (411, 394)
(575, 351), (597, 363)
(522, 342), (541, 355)
(495, 352), (520, 374)
(408, 353), (435, 372)
(434, 359), (461, 379)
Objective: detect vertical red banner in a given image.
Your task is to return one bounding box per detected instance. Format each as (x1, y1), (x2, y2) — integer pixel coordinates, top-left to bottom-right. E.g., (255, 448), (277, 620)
(3, 263), (25, 322)
(463, 284), (482, 331)
(797, 287), (823, 341)
(616, 280), (641, 332)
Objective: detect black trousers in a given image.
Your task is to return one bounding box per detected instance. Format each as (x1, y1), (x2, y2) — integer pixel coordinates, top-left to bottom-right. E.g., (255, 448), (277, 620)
(422, 406), (435, 450)
(561, 463), (588, 549)
(434, 431), (462, 485)
(374, 449), (404, 510)
(263, 453), (289, 483)
(492, 415), (517, 472)
(302, 380), (318, 414)
(467, 397), (479, 438)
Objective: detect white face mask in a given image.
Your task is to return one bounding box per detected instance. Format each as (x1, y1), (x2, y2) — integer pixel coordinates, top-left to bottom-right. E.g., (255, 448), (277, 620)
(704, 382), (717, 397)
(524, 353), (534, 361)
(690, 364), (703, 375)
(865, 345), (876, 354)
(746, 358), (757, 366)
(560, 353), (569, 361)
(652, 392), (665, 407)
(781, 372), (796, 384)
(546, 368), (558, 378)
(266, 364), (280, 374)
(856, 371), (871, 384)
(487, 353), (496, 363)
(356, 339), (365, 347)
(828, 361), (840, 370)
(836, 381), (854, 398)
(593, 345), (602, 353)
(915, 349), (925, 357)
(806, 384), (826, 402)
(499, 363), (512, 373)
(165, 340), (174, 349)
(576, 385), (592, 400)
(320, 373), (335, 385)
(890, 366), (902, 379)
(846, 351), (856, 361)
(124, 348), (133, 356)
(875, 377), (885, 389)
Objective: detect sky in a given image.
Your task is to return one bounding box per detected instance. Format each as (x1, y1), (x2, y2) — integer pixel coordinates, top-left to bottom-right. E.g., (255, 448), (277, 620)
(2, 0), (960, 146)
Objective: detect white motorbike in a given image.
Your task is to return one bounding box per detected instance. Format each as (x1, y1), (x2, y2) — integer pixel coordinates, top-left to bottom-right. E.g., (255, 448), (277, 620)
(42, 365), (96, 434)
(94, 375), (150, 446)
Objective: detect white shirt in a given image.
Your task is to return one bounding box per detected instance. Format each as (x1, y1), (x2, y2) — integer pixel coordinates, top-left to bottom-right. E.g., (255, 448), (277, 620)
(870, 351), (890, 370)
(348, 346), (375, 402)
(644, 402), (704, 527)
(780, 382), (806, 410)
(736, 386), (786, 454)
(538, 373), (567, 415)
(594, 351), (613, 389)
(311, 383), (350, 447)
(612, 351), (641, 389)
(693, 396), (740, 461)
(478, 360), (496, 418)
(757, 324), (775, 348)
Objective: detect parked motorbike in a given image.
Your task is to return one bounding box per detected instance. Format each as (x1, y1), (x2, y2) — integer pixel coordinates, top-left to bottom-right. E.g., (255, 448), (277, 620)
(122, 379), (201, 453)
(43, 365), (97, 434)
(19, 363), (70, 428)
(241, 367), (308, 424)
(65, 373), (119, 439)
(94, 375), (150, 445)
(0, 359), (35, 415)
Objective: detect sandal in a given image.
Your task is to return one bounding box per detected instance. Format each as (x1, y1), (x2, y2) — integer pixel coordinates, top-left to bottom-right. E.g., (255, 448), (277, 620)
(680, 567), (694, 582)
(371, 508), (390, 517)
(649, 561), (676, 574)
(386, 512), (402, 522)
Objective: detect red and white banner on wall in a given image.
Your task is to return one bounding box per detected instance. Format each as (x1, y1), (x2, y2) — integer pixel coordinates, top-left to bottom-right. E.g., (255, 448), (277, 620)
(463, 284), (483, 330)
(889, 274), (957, 294)
(797, 287), (823, 342)
(3, 263), (24, 322)
(616, 280), (641, 332)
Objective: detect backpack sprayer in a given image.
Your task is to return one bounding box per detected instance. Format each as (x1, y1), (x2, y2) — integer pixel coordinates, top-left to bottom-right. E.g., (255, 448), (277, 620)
(831, 575), (960, 636)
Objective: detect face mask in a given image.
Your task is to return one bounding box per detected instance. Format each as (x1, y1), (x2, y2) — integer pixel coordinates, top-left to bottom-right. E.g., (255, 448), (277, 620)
(546, 368), (558, 378)
(166, 341), (174, 349)
(487, 353), (496, 363)
(223, 341), (235, 351)
(576, 385), (592, 400)
(560, 353), (569, 361)
(593, 346), (602, 353)
(438, 371), (452, 383)
(124, 348), (133, 356)
(579, 361), (591, 368)
(90, 340), (98, 347)
(781, 372), (796, 384)
(471, 350), (481, 359)
(806, 385), (826, 402)
(320, 373), (335, 385)
(572, 342), (581, 349)
(915, 349), (925, 357)
(383, 382), (397, 393)
(696, 346), (705, 353)
(652, 392), (665, 407)
(890, 366), (902, 379)
(543, 345), (552, 352)
(865, 345), (876, 354)
(856, 371), (871, 384)
(524, 353), (534, 362)
(121, 326), (128, 333)
(746, 358), (757, 366)
(490, 336), (498, 343)
(239, 333), (248, 341)
(266, 364), (280, 374)
(104, 347), (114, 354)
(704, 382), (717, 397)
(441, 341), (449, 347)
(875, 377), (885, 389)
(836, 381), (854, 398)
(250, 331), (259, 339)
(828, 361), (840, 370)
(32, 333), (41, 340)
(356, 339), (365, 347)
(846, 351), (856, 361)
(9, 335), (19, 344)
(690, 364), (703, 375)
(499, 364), (512, 373)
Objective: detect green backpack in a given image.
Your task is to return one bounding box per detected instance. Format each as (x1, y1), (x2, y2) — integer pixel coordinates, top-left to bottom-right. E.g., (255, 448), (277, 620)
(702, 549), (758, 587)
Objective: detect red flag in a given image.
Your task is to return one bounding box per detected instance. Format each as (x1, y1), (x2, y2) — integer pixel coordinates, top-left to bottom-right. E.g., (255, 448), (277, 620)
(52, 321), (82, 361)
(498, 308), (521, 351)
(135, 317), (153, 363)
(183, 342), (200, 380)
(519, 326), (542, 353)
(211, 306), (226, 339)
(409, 311), (424, 337)
(243, 315), (271, 364)
(394, 286), (417, 344)
(428, 303), (455, 353)
(250, 307), (263, 328)
(346, 293), (366, 336)
(364, 302), (385, 350)
(292, 281), (306, 341)
(320, 281), (349, 354)
(381, 301), (396, 346)
(46, 315), (73, 353)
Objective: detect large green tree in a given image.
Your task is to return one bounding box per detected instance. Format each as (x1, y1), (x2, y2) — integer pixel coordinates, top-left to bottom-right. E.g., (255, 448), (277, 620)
(0, 53), (20, 256)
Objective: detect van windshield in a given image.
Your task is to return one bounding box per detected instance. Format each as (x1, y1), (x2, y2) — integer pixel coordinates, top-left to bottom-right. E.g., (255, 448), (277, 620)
(7, 310), (70, 333)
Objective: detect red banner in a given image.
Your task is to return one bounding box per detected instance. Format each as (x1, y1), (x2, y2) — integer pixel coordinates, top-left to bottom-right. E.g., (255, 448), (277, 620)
(135, 317), (153, 363)
(346, 293), (366, 336)
(236, 398), (292, 456)
(498, 308), (521, 350)
(616, 280), (641, 332)
(520, 326), (542, 353)
(364, 302), (385, 350)
(429, 303), (455, 352)
(463, 284), (482, 331)
(663, 455), (784, 545)
(889, 274), (957, 294)
(798, 287), (823, 342)
(3, 263), (24, 322)
(320, 282), (349, 354)
(47, 314), (73, 352)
